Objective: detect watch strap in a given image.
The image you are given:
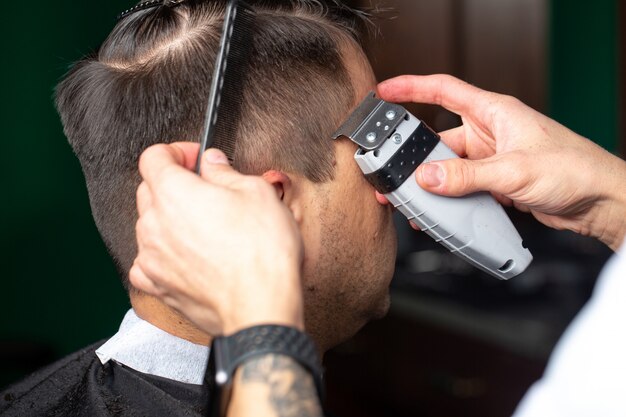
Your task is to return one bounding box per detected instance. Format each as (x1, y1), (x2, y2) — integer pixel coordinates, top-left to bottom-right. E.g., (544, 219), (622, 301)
(206, 325), (324, 416)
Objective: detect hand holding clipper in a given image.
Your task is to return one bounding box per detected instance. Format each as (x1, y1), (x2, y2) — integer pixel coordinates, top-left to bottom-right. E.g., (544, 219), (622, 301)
(333, 92), (533, 279)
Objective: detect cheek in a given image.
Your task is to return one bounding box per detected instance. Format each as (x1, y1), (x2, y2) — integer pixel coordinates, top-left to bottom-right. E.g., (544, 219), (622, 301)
(368, 200), (397, 274)
(364, 190), (394, 237)
(334, 162), (396, 258)
(351, 194), (397, 273)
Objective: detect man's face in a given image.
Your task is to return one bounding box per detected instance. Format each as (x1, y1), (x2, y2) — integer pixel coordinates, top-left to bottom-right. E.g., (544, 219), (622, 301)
(298, 44), (398, 352)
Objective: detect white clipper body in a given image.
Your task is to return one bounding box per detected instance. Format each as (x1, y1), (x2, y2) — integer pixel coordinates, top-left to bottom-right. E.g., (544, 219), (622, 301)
(333, 93), (532, 280)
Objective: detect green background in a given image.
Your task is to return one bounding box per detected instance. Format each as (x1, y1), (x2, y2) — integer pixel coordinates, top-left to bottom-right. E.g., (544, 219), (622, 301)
(550, 0), (619, 152)
(0, 0), (620, 388)
(1, 1), (135, 386)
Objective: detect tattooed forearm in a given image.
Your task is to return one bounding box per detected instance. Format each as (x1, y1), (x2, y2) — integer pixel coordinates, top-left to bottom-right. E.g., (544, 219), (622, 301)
(236, 354), (323, 417)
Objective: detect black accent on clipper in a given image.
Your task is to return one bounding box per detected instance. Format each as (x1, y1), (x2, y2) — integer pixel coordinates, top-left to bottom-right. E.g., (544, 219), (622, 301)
(365, 122), (440, 194)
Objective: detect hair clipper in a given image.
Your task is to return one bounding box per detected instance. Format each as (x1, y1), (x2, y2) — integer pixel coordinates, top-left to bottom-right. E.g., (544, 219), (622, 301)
(333, 92), (532, 279)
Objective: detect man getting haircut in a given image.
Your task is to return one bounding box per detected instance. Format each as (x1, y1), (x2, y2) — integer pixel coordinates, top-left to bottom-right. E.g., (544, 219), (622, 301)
(1, 0), (399, 415)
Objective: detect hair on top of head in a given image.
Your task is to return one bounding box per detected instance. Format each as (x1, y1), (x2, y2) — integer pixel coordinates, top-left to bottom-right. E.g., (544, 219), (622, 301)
(55, 0), (372, 289)
(116, 0), (372, 41)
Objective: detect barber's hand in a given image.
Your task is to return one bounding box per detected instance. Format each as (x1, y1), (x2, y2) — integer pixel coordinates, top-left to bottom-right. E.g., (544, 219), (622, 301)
(377, 74), (626, 251)
(130, 143), (305, 335)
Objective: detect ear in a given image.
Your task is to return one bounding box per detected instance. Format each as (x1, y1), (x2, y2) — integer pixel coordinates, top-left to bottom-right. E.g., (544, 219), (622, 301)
(261, 170), (303, 224)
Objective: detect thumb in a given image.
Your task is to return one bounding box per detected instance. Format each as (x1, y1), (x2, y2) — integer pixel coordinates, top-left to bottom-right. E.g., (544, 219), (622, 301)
(416, 157), (512, 197)
(201, 148), (230, 167)
(199, 148), (245, 188)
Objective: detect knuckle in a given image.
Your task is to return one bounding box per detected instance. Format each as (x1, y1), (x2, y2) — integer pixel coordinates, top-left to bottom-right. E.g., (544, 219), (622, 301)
(137, 148), (152, 174)
(440, 73), (461, 86)
(128, 264), (140, 285)
(139, 256), (162, 281)
(507, 151), (533, 191)
(136, 211), (157, 242)
(135, 216), (146, 240)
(136, 181), (149, 201)
(457, 160), (475, 192)
(135, 220), (149, 249)
(151, 163), (187, 197)
(139, 144), (163, 172)
(502, 94), (522, 107)
(129, 264), (149, 292)
(443, 160), (473, 195)
(155, 166), (179, 190)
(510, 150), (529, 168)
(246, 177), (270, 194)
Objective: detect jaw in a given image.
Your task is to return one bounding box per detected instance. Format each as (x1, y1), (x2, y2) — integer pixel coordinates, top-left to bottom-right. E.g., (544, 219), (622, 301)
(301, 279), (393, 356)
(298, 190), (397, 356)
(303, 311), (366, 356)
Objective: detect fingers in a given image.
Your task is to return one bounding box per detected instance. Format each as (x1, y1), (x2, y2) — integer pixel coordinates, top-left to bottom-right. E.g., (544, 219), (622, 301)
(129, 261), (160, 296)
(416, 159), (478, 196)
(139, 145), (232, 202)
(438, 126), (468, 157)
(513, 201), (532, 213)
(136, 181), (151, 216)
(376, 191), (421, 232)
(201, 148), (229, 166)
(375, 191), (390, 205)
(198, 149), (251, 190)
(139, 143), (192, 188)
(416, 155), (522, 197)
(170, 142), (202, 170)
(377, 74), (487, 115)
(140, 144), (246, 194)
(492, 192), (514, 207)
(138, 142), (209, 183)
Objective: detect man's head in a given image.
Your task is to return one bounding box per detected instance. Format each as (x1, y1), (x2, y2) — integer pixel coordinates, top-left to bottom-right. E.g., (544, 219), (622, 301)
(56, 0), (396, 351)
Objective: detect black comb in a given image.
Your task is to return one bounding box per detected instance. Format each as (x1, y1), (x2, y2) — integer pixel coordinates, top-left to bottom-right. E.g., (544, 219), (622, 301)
(196, 0), (254, 172)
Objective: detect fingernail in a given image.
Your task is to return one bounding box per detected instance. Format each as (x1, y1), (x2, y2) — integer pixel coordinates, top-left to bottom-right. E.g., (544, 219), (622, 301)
(421, 163), (444, 187)
(204, 149), (228, 165)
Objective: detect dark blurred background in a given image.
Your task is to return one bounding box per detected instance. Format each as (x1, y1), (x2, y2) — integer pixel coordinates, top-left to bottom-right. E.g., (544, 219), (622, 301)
(0, 1), (623, 416)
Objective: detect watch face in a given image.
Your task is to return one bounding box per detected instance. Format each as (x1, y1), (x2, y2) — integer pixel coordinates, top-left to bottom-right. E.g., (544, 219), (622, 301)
(206, 339), (219, 416)
(207, 337), (233, 417)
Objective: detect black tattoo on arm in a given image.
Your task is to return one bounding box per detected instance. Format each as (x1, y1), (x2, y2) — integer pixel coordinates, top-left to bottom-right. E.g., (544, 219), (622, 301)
(239, 354), (323, 417)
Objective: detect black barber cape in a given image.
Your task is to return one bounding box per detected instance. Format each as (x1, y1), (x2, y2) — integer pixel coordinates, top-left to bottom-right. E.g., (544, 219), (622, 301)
(0, 340), (209, 416)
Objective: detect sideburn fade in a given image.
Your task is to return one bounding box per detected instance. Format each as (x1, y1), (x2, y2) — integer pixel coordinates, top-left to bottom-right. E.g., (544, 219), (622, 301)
(55, 0), (364, 288)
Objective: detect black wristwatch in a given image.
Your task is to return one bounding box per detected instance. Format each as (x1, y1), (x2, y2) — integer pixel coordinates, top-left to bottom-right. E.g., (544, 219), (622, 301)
(205, 325), (324, 417)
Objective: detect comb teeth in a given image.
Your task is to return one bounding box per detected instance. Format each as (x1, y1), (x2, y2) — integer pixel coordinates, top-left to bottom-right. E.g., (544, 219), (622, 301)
(196, 0), (255, 171)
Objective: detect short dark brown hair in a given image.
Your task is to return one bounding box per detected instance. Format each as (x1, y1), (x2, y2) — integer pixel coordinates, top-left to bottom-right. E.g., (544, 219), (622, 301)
(55, 0), (368, 288)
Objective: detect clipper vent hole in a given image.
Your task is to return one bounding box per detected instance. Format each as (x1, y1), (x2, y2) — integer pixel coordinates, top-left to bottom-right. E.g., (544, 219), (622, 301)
(498, 259), (515, 273)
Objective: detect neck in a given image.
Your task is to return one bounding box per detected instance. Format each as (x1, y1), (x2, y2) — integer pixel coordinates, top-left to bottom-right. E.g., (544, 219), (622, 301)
(130, 291), (211, 346)
(130, 292), (332, 358)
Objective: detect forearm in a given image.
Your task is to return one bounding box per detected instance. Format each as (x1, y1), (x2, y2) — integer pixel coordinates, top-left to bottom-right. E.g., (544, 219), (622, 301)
(228, 354), (323, 417)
